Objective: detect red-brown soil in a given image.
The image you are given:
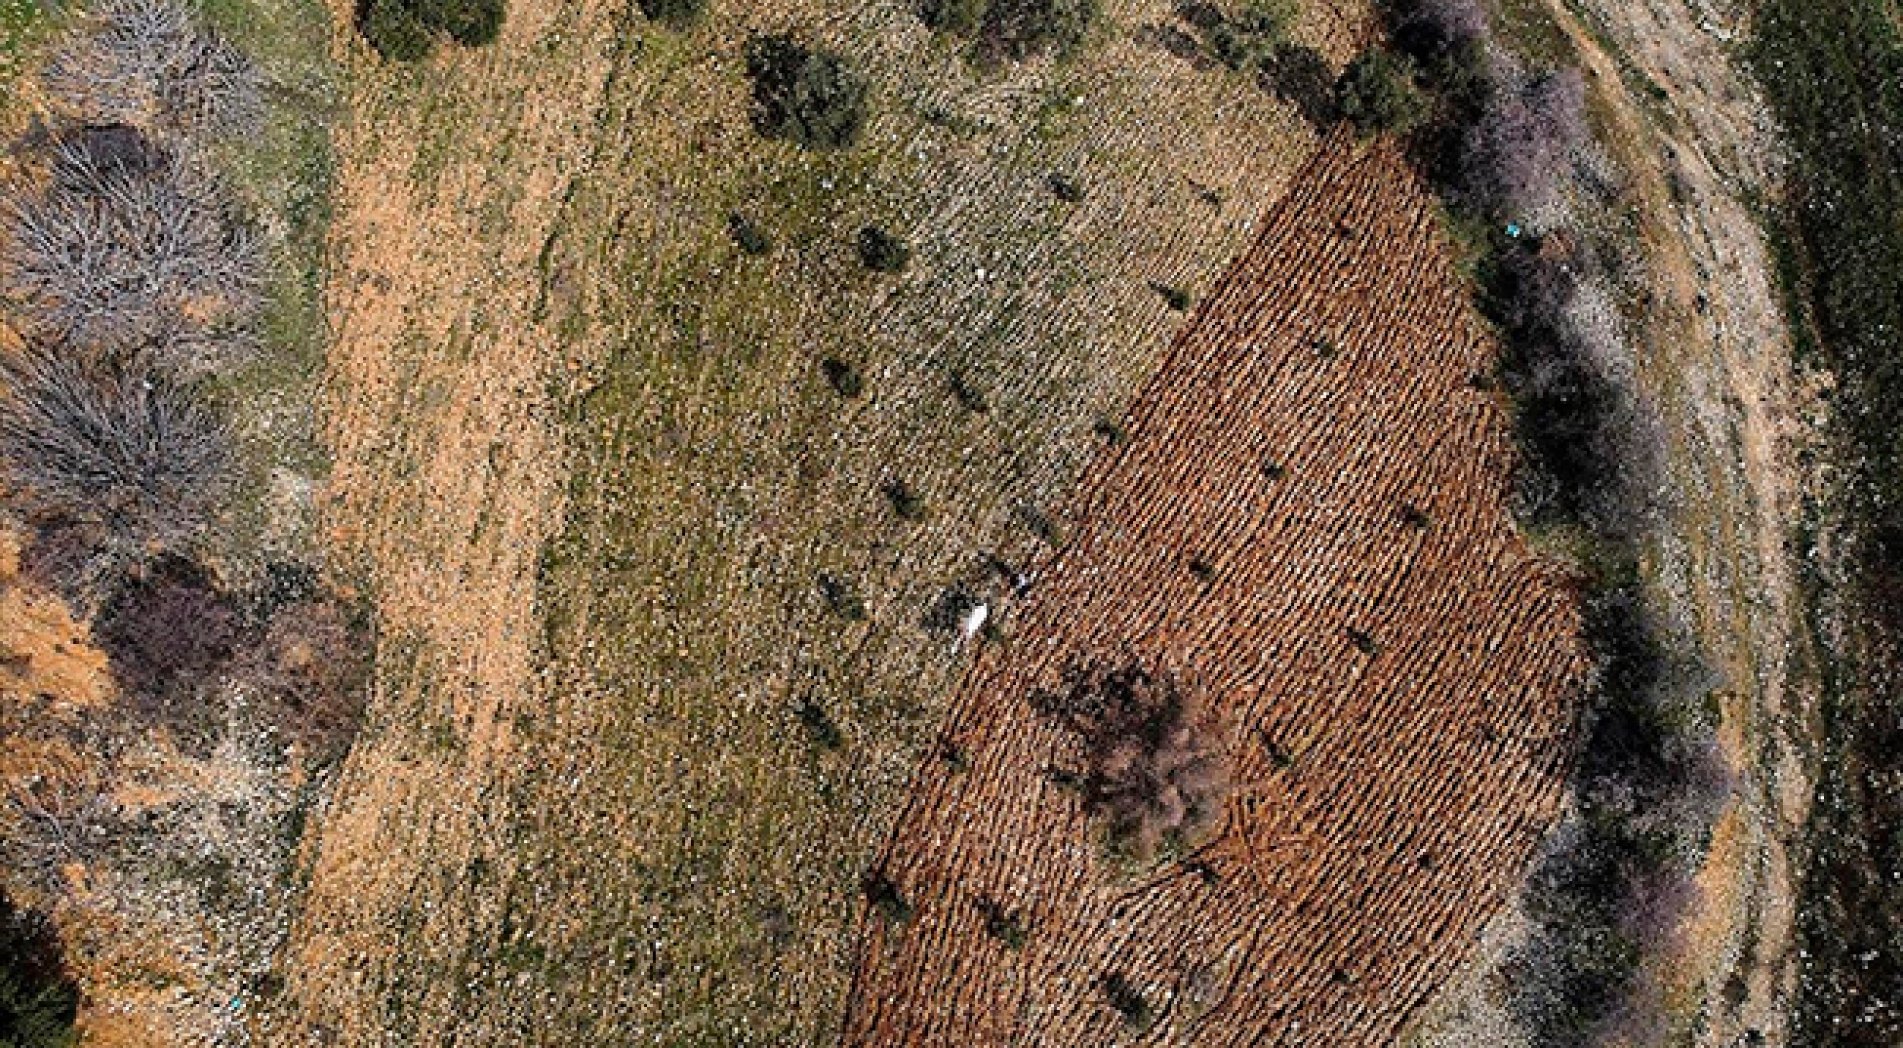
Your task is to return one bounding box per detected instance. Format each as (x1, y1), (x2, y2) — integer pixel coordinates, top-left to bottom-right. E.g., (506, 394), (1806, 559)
(843, 134), (1590, 1047)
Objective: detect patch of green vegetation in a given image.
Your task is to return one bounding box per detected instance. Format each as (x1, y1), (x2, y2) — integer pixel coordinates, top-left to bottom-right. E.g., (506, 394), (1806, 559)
(744, 34), (869, 151)
(356, 0), (503, 62)
(1336, 49), (1429, 134)
(1750, 3), (1903, 1043)
(0, 0), (48, 103)
(0, 891), (76, 1048)
(636, 0), (702, 29)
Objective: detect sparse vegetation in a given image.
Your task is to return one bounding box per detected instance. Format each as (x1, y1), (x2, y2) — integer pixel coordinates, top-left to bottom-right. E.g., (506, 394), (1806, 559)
(1038, 660), (1230, 860)
(744, 35), (869, 151)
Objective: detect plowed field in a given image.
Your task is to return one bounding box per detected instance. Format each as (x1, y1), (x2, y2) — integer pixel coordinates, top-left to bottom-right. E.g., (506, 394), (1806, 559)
(844, 136), (1590, 1047)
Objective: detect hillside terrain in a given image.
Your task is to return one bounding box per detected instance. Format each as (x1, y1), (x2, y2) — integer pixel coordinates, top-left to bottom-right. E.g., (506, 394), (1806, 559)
(0, 0), (1889, 1045)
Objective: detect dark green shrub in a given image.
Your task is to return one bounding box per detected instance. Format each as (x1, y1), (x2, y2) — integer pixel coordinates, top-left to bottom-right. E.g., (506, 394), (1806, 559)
(1047, 171), (1086, 202)
(417, 0), (504, 46)
(1262, 42), (1338, 124)
(820, 356), (864, 397)
(883, 479), (925, 520)
(637, 0), (705, 28)
(863, 872), (912, 923)
(728, 213), (773, 256)
(358, 0), (434, 60)
(1335, 49), (1428, 133)
(857, 226), (912, 273)
(948, 370), (989, 412)
(980, 0), (1099, 60)
(977, 897), (1029, 948)
(1152, 282), (1191, 311)
(744, 35), (869, 150)
(1185, 0), (1298, 71)
(356, 0), (504, 60)
(919, 0), (985, 34)
(1101, 971), (1152, 1026)
(794, 698), (843, 749)
(815, 572), (868, 620)
(0, 893), (76, 1048)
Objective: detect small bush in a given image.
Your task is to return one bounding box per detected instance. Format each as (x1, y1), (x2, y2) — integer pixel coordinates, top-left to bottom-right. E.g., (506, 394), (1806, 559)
(1262, 43), (1337, 124)
(883, 479), (925, 520)
(355, 0), (505, 59)
(1047, 171), (1086, 203)
(356, 0), (434, 61)
(0, 352), (230, 551)
(1101, 971), (1153, 1026)
(820, 356), (864, 397)
(857, 226), (912, 274)
(415, 0), (504, 46)
(728, 212), (772, 256)
(1335, 49), (1428, 134)
(980, 0), (1100, 61)
(1039, 660), (1230, 859)
(0, 891), (77, 1048)
(816, 572), (868, 620)
(1178, 0), (1298, 72)
(1152, 282), (1192, 311)
(637, 0), (705, 28)
(923, 585), (981, 636)
(744, 35), (869, 151)
(919, 0), (986, 35)
(863, 871), (912, 922)
(976, 896), (1028, 948)
(948, 369), (989, 412)
(795, 698), (843, 748)
(43, 0), (263, 138)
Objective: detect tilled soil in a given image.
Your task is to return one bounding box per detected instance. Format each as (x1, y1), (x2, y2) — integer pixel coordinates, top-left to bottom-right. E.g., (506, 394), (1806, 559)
(844, 136), (1590, 1047)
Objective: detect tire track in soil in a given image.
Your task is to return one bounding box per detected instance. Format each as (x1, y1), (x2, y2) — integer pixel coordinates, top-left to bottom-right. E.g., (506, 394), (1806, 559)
(843, 135), (1591, 1047)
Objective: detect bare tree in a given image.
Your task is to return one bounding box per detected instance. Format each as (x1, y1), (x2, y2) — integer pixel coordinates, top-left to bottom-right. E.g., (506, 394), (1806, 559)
(42, 0), (263, 139)
(2, 134), (262, 374)
(1459, 67), (1588, 219)
(1041, 660), (1231, 859)
(0, 349), (230, 556)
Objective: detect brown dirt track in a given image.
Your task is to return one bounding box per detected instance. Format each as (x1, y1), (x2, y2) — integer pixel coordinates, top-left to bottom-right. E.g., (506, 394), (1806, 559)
(844, 136), (1591, 1047)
